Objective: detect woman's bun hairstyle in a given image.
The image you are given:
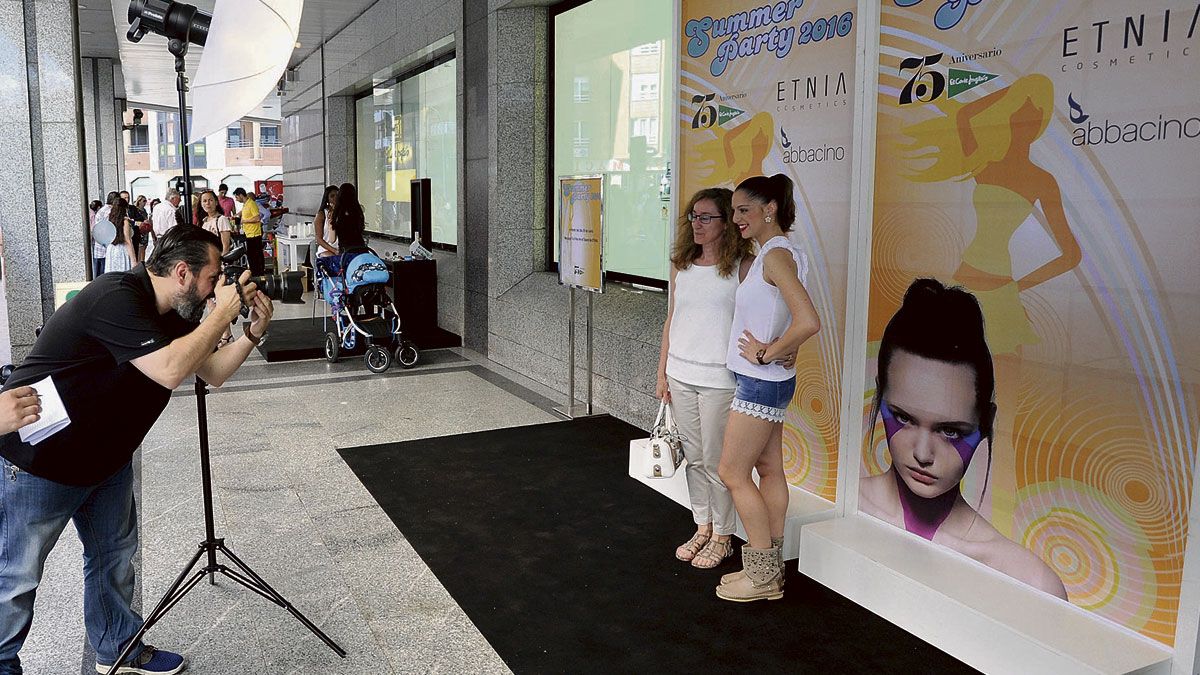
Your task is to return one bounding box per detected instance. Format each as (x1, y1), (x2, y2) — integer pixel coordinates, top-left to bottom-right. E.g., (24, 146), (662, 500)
(735, 173), (797, 231)
(877, 278), (996, 439)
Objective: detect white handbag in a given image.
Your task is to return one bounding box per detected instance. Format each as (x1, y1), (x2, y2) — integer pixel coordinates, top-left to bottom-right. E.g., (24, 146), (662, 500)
(638, 400), (685, 479)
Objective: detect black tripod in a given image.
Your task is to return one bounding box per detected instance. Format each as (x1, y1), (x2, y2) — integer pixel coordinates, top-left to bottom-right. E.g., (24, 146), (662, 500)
(106, 34), (345, 674)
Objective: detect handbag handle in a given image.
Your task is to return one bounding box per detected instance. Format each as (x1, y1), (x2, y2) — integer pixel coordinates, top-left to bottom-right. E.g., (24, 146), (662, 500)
(652, 399), (668, 432)
(653, 400), (685, 445)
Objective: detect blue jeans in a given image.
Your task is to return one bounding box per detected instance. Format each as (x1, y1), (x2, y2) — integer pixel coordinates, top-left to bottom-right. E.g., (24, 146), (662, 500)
(0, 458), (143, 673)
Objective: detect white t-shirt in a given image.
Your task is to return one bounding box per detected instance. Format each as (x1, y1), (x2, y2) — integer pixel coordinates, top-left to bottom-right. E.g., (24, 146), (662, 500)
(201, 214), (232, 238)
(151, 201), (177, 237)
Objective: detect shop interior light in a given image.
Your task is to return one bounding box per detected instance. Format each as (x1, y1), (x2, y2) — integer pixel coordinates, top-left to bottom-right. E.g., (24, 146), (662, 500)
(187, 0), (303, 144)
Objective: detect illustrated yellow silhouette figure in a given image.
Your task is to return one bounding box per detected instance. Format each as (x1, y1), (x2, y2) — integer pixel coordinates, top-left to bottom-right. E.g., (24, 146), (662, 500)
(900, 74), (1081, 533)
(687, 111), (776, 188)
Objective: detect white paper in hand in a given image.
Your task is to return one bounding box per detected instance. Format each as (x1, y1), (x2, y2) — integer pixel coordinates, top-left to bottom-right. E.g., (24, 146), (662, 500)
(18, 375), (71, 445)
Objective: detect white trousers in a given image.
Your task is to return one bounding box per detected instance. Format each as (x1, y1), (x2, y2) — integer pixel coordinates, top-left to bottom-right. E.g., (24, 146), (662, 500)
(667, 376), (736, 535)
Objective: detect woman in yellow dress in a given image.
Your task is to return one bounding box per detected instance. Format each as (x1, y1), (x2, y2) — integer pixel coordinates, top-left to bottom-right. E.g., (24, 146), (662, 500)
(902, 73), (1080, 352)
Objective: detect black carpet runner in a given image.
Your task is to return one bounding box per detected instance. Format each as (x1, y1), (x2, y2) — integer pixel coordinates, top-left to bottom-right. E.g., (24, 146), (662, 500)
(338, 415), (975, 674)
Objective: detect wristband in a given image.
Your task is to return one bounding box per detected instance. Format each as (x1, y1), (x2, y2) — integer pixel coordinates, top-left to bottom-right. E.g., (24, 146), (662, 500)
(243, 322), (263, 346)
(755, 349), (767, 365)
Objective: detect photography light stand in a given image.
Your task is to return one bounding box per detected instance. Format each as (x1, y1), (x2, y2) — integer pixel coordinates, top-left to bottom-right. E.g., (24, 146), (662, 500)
(106, 26), (345, 674)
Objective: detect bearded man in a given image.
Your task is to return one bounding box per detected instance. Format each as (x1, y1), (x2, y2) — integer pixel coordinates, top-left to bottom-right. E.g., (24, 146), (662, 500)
(0, 225), (272, 674)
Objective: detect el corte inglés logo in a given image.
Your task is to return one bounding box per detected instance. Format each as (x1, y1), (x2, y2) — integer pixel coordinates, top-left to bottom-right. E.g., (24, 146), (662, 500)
(947, 68), (998, 98)
(717, 105), (745, 127)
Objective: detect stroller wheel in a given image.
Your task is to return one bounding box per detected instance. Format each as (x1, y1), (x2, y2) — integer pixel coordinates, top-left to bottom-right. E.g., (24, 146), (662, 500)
(365, 345), (392, 373)
(324, 331), (340, 362)
(395, 341), (419, 369)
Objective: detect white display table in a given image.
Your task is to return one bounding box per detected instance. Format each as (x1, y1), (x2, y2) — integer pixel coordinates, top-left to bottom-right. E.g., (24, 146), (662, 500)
(276, 235), (313, 272)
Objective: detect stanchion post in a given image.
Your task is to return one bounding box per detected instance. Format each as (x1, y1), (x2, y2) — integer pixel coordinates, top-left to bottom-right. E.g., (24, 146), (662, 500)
(567, 286), (576, 411)
(585, 290), (594, 415)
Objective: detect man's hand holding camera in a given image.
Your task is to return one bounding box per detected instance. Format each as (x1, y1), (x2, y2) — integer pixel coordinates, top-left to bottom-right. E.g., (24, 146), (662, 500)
(212, 270), (273, 339)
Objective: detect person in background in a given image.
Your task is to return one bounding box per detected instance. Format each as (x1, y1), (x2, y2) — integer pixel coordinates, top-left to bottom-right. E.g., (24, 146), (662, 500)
(148, 189), (181, 261)
(232, 187), (265, 275)
(189, 193), (202, 227)
(255, 192), (274, 233)
(93, 192), (120, 274)
(197, 190), (232, 255)
(89, 199), (105, 278)
(715, 174), (820, 603)
(329, 182), (366, 253)
(103, 198), (136, 273)
(217, 184), (236, 218)
(127, 195), (149, 263)
(314, 182), (367, 282)
(657, 188), (755, 569)
(313, 185), (339, 258)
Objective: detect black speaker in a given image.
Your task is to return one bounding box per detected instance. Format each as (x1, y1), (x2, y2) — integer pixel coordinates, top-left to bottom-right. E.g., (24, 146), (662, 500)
(410, 178), (432, 250)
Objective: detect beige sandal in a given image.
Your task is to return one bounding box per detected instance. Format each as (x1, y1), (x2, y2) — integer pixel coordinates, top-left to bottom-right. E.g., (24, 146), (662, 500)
(691, 538), (733, 569)
(675, 531), (711, 562)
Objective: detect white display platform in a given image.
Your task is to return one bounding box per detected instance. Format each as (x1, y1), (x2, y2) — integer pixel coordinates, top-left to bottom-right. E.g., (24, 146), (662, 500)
(799, 515), (1172, 675)
(628, 449), (835, 561)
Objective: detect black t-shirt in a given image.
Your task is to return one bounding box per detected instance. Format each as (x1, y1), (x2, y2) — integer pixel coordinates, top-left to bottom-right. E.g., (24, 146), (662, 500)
(0, 266), (196, 485)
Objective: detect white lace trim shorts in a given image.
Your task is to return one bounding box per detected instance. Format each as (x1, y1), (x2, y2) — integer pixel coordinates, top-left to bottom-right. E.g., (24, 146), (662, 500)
(730, 373), (796, 423)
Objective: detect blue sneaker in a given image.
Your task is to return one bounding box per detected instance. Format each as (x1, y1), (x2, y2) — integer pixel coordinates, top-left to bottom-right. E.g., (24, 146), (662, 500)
(95, 645), (185, 674)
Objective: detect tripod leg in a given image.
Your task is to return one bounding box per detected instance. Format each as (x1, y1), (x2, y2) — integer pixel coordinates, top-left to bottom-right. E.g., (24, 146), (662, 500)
(104, 545), (207, 675)
(216, 544), (347, 657)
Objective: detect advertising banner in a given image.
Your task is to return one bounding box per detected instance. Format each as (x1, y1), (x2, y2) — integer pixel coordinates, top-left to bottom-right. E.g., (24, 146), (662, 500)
(679, 0), (857, 500)
(558, 176), (605, 291)
(866, 0), (1199, 644)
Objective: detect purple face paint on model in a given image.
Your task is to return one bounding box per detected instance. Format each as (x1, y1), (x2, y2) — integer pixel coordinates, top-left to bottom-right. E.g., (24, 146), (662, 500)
(879, 401), (985, 540)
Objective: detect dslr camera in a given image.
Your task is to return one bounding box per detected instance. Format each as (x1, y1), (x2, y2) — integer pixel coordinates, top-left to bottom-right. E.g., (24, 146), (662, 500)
(220, 244), (304, 315)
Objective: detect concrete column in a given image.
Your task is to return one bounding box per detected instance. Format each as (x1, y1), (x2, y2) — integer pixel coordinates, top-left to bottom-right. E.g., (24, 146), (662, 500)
(0, 0), (88, 363)
(323, 95), (356, 187)
(461, 0), (490, 353)
(81, 57), (125, 199)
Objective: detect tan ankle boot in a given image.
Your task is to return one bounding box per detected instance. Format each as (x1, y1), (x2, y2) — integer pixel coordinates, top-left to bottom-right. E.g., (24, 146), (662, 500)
(715, 545), (783, 602)
(721, 537), (783, 586)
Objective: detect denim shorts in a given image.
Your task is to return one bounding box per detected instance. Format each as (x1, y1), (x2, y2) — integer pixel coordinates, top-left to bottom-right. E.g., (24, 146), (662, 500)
(730, 373), (796, 423)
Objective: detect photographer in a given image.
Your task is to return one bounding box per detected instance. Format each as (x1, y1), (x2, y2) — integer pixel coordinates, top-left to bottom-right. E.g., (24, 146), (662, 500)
(0, 226), (272, 675)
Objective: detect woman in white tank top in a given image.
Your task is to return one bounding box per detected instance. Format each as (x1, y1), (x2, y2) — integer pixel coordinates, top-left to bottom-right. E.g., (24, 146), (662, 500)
(657, 188), (753, 570)
(715, 174), (820, 603)
(314, 185), (340, 258)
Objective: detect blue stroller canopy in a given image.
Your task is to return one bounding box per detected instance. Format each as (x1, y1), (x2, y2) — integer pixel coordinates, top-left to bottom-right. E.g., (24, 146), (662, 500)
(344, 253), (390, 293)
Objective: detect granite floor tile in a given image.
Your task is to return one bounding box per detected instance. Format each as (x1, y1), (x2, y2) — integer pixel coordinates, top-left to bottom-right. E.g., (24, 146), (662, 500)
(21, 349), (544, 674)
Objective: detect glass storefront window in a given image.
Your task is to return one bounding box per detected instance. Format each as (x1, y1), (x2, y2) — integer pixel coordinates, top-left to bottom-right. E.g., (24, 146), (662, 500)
(355, 58), (458, 246)
(552, 0), (674, 283)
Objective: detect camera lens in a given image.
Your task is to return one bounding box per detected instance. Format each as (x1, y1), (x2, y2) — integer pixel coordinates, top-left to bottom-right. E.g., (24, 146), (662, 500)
(248, 272), (305, 304)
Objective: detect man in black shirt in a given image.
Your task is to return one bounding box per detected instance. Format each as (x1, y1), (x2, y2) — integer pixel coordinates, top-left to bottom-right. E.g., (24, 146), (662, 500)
(0, 226), (273, 675)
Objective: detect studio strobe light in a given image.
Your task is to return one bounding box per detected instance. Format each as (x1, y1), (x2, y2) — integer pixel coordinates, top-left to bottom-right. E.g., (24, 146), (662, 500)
(106, 2), (342, 673)
(127, 0), (210, 45)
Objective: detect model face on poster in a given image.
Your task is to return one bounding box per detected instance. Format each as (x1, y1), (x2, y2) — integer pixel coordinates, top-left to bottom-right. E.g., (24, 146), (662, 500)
(860, 279), (1066, 600)
(880, 351), (979, 500)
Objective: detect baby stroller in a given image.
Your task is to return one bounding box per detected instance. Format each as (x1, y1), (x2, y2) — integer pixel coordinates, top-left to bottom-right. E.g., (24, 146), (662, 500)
(317, 246), (419, 373)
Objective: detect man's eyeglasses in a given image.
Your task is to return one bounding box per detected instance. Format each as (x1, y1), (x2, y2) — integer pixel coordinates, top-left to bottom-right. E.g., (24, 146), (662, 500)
(687, 212), (725, 225)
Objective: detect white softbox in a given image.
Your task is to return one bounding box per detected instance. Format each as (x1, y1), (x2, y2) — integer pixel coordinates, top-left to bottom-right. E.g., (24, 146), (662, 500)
(188, 0), (303, 144)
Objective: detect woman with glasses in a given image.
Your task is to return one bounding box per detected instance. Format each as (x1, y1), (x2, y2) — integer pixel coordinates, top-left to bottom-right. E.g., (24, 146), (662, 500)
(656, 188), (753, 569)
